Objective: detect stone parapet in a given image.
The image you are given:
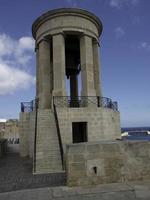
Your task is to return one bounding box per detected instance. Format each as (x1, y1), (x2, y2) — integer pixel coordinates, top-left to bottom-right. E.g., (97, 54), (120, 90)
(66, 141), (150, 186)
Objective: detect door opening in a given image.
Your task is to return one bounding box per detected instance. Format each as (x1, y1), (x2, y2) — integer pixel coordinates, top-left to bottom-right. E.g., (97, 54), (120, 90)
(72, 122), (87, 143)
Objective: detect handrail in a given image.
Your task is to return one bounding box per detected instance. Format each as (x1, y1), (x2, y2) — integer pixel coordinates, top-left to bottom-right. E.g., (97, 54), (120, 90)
(53, 102), (64, 170)
(21, 100), (35, 112)
(53, 96), (118, 111)
(33, 98), (38, 173)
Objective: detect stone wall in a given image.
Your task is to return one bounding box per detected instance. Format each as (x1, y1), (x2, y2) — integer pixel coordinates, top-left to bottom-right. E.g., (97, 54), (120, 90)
(29, 112), (35, 158)
(57, 107), (121, 148)
(0, 120), (19, 140)
(66, 141), (150, 186)
(19, 112), (35, 157)
(19, 112), (30, 157)
(3, 119), (19, 139)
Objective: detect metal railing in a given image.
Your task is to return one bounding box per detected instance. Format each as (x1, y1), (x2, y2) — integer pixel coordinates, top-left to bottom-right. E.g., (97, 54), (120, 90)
(53, 96), (118, 111)
(33, 98), (38, 173)
(53, 103), (65, 170)
(21, 100), (35, 112)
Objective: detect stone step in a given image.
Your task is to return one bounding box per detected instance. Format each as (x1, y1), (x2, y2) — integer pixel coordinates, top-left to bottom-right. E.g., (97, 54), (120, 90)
(35, 109), (63, 173)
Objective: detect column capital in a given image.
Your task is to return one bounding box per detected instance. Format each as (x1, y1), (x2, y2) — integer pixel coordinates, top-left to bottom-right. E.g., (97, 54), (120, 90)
(52, 32), (65, 37)
(79, 33), (92, 39)
(93, 39), (100, 47)
(79, 33), (99, 43)
(38, 37), (50, 45)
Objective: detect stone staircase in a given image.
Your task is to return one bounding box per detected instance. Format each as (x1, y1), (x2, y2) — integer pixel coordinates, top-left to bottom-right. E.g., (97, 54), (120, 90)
(35, 109), (63, 173)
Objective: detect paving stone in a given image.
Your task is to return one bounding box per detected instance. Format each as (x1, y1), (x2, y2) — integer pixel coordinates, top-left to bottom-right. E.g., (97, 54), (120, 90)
(0, 153), (66, 193)
(0, 188), (52, 200)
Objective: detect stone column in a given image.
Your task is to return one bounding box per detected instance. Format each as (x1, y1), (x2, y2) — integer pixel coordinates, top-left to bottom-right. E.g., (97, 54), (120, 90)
(53, 34), (66, 97)
(35, 44), (39, 98)
(38, 38), (51, 109)
(80, 35), (96, 97)
(93, 40), (102, 97)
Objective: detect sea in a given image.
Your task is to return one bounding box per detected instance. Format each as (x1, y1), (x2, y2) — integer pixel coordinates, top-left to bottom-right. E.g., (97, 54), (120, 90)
(121, 127), (150, 141)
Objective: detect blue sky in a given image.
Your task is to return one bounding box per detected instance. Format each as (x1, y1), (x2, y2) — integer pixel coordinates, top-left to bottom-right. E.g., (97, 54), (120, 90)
(0, 0), (149, 127)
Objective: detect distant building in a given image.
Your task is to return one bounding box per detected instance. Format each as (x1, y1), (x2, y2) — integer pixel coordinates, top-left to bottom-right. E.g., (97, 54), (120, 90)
(0, 119), (19, 141)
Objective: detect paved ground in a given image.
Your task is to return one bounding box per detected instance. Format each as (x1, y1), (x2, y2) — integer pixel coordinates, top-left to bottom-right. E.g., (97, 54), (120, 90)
(1, 153), (150, 199)
(1, 181), (150, 200)
(0, 153), (66, 193)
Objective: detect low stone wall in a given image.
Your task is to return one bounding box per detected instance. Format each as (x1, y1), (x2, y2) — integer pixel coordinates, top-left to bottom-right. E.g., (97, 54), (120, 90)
(0, 139), (7, 157)
(19, 112), (30, 157)
(66, 141), (150, 186)
(19, 112), (35, 157)
(29, 112), (35, 158)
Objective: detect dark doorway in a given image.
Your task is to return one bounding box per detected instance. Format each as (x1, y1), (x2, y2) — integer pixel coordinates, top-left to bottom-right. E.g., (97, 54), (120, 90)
(72, 122), (87, 143)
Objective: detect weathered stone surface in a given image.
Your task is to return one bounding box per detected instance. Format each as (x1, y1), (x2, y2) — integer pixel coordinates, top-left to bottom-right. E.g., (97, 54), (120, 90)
(19, 8), (121, 175)
(57, 107), (121, 144)
(2, 181), (150, 200)
(66, 141), (150, 186)
(35, 109), (63, 173)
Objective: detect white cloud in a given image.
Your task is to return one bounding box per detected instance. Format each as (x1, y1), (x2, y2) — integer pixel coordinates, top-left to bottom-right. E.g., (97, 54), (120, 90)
(0, 33), (34, 66)
(139, 42), (150, 51)
(110, 0), (139, 8)
(0, 34), (14, 56)
(0, 33), (35, 95)
(19, 37), (34, 50)
(0, 61), (34, 95)
(114, 27), (125, 39)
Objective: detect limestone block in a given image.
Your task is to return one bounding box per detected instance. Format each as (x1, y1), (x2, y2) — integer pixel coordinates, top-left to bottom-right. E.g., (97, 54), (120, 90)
(66, 141), (150, 186)
(19, 112), (30, 157)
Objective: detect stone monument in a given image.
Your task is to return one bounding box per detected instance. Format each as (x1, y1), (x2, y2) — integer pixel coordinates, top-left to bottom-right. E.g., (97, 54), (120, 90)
(19, 8), (121, 174)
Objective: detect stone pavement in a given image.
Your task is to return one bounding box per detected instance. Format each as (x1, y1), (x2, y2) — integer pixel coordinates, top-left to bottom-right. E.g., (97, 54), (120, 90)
(1, 153), (150, 199)
(0, 153), (66, 193)
(1, 181), (150, 200)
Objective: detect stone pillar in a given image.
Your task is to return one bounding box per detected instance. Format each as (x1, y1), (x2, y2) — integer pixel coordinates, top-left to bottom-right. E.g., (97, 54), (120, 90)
(53, 34), (66, 96)
(38, 38), (51, 109)
(35, 44), (39, 98)
(80, 35), (96, 97)
(93, 40), (102, 97)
